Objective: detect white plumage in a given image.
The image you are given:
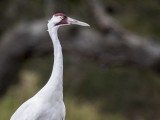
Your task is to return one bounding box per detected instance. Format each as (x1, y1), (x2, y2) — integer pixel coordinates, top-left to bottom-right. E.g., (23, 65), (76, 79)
(10, 13), (89, 120)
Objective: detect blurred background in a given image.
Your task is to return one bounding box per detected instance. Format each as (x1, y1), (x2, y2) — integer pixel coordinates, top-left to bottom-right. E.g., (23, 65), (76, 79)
(0, 0), (160, 120)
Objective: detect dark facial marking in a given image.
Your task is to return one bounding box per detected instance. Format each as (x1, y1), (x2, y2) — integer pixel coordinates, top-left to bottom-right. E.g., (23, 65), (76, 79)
(54, 13), (68, 26)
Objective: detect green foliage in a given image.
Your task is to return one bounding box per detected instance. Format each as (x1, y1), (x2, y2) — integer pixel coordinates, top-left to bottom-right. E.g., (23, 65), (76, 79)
(64, 58), (160, 114)
(103, 0), (160, 37)
(65, 98), (126, 120)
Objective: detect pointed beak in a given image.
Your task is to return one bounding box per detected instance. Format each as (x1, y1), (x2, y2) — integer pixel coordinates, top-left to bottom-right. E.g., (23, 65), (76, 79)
(67, 17), (90, 27)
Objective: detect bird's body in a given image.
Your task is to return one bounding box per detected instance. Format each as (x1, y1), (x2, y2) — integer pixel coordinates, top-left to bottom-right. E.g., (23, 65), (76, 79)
(10, 97), (65, 120)
(10, 13), (89, 120)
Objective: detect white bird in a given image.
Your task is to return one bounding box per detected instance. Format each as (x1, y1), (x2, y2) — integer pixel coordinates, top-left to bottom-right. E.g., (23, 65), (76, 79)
(10, 13), (90, 120)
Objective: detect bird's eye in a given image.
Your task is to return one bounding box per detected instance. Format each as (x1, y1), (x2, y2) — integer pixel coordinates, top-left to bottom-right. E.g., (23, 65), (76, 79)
(60, 16), (64, 20)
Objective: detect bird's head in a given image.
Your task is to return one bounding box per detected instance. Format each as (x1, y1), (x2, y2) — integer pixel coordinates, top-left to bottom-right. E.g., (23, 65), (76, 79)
(48, 13), (90, 28)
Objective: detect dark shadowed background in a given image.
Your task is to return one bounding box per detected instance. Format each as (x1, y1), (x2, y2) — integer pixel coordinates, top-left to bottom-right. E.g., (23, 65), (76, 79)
(0, 0), (160, 120)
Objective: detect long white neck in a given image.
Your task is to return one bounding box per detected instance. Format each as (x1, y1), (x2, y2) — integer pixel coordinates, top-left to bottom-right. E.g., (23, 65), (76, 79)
(35, 25), (63, 101)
